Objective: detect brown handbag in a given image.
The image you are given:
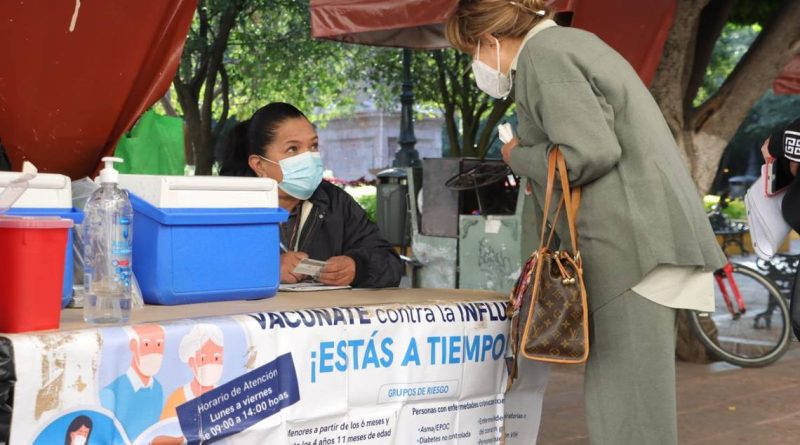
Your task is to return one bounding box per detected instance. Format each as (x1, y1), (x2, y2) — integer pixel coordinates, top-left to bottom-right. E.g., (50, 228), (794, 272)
(507, 147), (589, 386)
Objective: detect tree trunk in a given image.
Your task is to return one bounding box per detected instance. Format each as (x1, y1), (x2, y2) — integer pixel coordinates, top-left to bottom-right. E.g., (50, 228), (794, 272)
(434, 51), (461, 158)
(477, 98), (513, 160)
(650, 0), (711, 136)
(171, 0), (241, 176)
(159, 91), (179, 117)
(651, 0), (800, 194)
(174, 82), (199, 167)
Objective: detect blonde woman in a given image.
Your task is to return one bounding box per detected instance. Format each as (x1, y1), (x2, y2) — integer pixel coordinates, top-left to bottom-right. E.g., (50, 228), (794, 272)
(446, 1), (725, 444)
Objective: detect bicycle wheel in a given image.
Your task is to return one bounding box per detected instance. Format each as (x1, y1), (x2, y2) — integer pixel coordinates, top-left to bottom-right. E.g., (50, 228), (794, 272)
(688, 263), (792, 367)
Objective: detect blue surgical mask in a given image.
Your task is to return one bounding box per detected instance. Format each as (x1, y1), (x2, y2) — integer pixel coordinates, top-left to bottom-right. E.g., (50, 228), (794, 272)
(258, 151), (324, 200)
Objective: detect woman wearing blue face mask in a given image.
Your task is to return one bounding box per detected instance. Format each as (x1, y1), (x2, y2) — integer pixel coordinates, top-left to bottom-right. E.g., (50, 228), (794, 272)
(221, 102), (403, 288)
(447, 1), (726, 444)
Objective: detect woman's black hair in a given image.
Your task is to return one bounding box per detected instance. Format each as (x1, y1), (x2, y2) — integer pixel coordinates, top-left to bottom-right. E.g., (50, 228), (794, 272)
(220, 102), (308, 177)
(64, 415), (93, 445)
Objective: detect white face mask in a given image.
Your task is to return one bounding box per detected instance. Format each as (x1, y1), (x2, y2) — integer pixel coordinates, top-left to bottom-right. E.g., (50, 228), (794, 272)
(137, 352), (163, 377)
(472, 37), (513, 99)
(72, 436), (87, 445)
(196, 363), (224, 387)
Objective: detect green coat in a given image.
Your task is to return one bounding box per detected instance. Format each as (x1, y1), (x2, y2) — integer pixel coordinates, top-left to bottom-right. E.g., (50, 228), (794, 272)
(509, 26), (726, 311)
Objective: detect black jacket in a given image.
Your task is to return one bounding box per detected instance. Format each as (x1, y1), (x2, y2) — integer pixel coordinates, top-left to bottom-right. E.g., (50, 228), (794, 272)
(283, 181), (403, 288)
(768, 118), (800, 232)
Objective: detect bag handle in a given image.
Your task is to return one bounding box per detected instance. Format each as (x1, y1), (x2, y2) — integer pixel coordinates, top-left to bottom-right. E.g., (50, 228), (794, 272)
(556, 150), (581, 254)
(539, 147), (582, 251)
(538, 149), (559, 247)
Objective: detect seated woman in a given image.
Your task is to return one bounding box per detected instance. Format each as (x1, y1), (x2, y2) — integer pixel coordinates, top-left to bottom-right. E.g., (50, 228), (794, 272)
(221, 102), (403, 288)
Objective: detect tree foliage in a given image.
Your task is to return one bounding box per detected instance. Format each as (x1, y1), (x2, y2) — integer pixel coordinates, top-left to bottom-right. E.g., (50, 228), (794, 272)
(174, 0), (383, 174)
(366, 48), (512, 159)
(693, 23), (760, 106)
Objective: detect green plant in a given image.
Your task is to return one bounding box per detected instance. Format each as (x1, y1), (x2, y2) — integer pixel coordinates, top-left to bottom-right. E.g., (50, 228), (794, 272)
(704, 195), (747, 221)
(356, 193), (377, 223)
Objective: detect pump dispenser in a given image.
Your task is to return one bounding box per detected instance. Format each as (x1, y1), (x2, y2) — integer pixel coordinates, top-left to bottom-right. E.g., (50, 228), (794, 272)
(98, 156), (123, 184)
(83, 156), (133, 323)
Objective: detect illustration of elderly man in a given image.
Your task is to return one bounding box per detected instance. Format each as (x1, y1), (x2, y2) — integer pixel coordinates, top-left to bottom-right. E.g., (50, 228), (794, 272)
(100, 324), (166, 441)
(160, 323), (225, 420)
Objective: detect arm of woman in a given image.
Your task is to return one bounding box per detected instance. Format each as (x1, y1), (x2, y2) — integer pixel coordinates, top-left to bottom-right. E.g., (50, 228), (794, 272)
(509, 52), (622, 187)
(336, 194), (403, 288)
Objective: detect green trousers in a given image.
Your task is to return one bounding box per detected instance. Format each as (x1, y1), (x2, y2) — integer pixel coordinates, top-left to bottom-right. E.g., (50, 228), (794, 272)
(584, 290), (678, 445)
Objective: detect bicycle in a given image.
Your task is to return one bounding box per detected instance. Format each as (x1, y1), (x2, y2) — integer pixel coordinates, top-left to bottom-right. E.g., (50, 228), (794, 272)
(686, 193), (793, 367)
(687, 262), (792, 367)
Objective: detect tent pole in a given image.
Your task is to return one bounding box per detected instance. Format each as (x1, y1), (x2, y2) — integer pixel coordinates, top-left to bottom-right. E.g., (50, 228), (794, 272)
(393, 48), (421, 167)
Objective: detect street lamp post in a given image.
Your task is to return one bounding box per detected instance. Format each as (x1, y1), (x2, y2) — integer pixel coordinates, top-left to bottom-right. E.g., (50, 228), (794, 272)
(393, 48), (421, 167)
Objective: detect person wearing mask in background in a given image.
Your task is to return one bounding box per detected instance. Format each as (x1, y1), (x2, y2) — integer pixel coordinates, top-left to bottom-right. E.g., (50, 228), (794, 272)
(760, 119), (800, 340)
(64, 415), (92, 445)
(445, 1), (726, 444)
(100, 324), (166, 441)
(221, 102), (402, 288)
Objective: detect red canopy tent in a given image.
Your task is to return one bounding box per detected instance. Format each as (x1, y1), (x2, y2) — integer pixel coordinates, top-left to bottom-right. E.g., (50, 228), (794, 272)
(0, 0), (197, 178)
(311, 0), (676, 86)
(774, 54), (800, 95)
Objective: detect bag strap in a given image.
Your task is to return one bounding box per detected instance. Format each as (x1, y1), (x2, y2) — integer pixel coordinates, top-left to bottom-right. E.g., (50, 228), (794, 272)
(538, 148), (559, 248)
(540, 147), (582, 251)
(556, 151), (581, 253)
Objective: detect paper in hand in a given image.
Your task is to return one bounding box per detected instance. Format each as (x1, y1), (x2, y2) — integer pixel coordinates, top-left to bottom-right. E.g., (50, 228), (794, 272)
(292, 258), (328, 277)
(498, 123), (514, 144)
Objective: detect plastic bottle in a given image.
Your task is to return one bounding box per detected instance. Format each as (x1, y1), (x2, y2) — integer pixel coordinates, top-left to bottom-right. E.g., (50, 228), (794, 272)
(83, 157), (133, 323)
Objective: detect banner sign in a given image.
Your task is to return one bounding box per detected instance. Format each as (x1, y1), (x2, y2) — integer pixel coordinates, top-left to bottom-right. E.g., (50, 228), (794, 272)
(5, 300), (548, 445)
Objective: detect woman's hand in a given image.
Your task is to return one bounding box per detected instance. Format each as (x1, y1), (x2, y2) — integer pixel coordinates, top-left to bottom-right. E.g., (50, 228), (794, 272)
(280, 251), (309, 283)
(501, 137), (518, 164)
(319, 256), (356, 286)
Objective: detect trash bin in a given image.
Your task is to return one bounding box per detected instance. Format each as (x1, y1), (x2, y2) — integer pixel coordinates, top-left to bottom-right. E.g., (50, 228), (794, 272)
(376, 168), (408, 246)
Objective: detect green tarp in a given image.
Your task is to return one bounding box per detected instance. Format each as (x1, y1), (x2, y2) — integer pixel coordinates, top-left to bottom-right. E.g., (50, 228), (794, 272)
(114, 110), (185, 175)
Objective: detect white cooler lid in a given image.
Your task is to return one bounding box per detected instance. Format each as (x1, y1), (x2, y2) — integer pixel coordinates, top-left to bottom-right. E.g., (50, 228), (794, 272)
(118, 174), (279, 208)
(0, 172), (72, 209)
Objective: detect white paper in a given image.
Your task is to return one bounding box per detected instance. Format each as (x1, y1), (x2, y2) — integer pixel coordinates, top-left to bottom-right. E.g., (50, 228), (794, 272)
(279, 282), (351, 292)
(485, 219), (502, 234)
(498, 123), (514, 144)
(292, 258), (327, 277)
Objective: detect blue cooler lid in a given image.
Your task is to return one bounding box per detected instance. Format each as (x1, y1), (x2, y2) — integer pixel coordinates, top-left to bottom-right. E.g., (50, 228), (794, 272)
(129, 193), (288, 225)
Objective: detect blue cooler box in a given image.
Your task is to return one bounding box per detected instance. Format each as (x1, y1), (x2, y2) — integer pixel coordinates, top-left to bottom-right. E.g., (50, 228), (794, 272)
(129, 194), (288, 305)
(7, 207), (84, 308)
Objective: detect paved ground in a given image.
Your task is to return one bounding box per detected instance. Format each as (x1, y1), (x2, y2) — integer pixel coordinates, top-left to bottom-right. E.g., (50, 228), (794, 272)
(537, 342), (800, 445)
(536, 237), (800, 444)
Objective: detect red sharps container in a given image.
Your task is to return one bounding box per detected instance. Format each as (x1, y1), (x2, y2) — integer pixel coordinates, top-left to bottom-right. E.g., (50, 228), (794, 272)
(0, 216), (73, 333)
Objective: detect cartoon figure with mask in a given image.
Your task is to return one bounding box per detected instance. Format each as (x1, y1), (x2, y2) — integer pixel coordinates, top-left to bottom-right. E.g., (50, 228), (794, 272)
(64, 415), (92, 445)
(220, 102), (402, 289)
(100, 324), (165, 441)
(160, 323), (225, 420)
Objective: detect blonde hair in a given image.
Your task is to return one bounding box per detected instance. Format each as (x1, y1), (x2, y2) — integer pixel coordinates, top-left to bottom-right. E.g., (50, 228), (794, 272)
(446, 0), (555, 53)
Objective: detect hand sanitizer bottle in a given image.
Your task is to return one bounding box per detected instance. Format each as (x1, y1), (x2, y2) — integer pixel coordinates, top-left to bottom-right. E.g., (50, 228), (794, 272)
(83, 157), (133, 323)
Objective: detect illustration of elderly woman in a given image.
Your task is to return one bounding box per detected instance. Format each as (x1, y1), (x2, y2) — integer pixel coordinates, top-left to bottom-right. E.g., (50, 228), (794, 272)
(160, 324), (225, 420)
